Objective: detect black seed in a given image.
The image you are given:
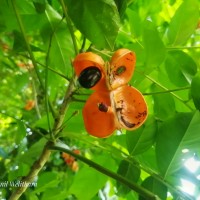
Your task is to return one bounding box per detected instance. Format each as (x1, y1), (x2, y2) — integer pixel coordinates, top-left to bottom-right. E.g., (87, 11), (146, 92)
(78, 66), (101, 88)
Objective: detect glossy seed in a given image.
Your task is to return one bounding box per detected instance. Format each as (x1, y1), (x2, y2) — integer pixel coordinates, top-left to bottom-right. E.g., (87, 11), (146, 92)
(78, 66), (102, 88)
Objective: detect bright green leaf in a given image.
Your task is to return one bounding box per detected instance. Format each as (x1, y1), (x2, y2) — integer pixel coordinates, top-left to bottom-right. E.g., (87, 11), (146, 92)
(41, 187), (67, 200)
(68, 165), (107, 200)
(65, 0), (121, 50)
(126, 116), (157, 155)
(34, 172), (59, 193)
(18, 138), (46, 165)
(15, 120), (26, 144)
(156, 111), (200, 178)
(142, 20), (166, 73)
(127, 8), (142, 38)
(41, 5), (74, 75)
(167, 0), (199, 45)
(164, 50), (197, 87)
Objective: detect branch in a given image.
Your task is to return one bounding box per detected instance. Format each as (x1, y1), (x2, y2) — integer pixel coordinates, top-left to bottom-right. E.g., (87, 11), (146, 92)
(9, 1), (78, 199)
(9, 143), (51, 200)
(50, 141), (161, 200)
(9, 77), (76, 200)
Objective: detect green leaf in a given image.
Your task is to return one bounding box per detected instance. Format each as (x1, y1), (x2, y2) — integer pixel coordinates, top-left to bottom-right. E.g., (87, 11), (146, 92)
(156, 111), (200, 178)
(127, 8), (142, 38)
(68, 165), (107, 200)
(18, 138), (46, 165)
(41, 187), (67, 200)
(139, 176), (167, 200)
(12, 30), (42, 53)
(0, 0), (46, 32)
(65, 0), (121, 50)
(114, 0), (128, 18)
(164, 51), (197, 87)
(142, 20), (166, 73)
(167, 0), (199, 45)
(15, 120), (26, 144)
(8, 163), (30, 181)
(126, 116), (157, 155)
(135, 147), (158, 173)
(41, 4), (74, 75)
(191, 72), (200, 110)
(32, 0), (46, 14)
(34, 172), (59, 193)
(152, 85), (176, 120)
(117, 160), (140, 195)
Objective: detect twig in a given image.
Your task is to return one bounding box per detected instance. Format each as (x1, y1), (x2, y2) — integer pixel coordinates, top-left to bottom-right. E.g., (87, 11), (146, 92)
(143, 86), (191, 95)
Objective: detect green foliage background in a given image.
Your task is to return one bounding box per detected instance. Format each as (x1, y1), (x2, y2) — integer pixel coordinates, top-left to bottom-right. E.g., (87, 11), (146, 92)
(0, 0), (200, 199)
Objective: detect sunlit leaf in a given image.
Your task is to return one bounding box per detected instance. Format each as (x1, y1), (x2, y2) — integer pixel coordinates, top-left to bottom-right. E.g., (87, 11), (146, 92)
(164, 50), (197, 87)
(142, 20), (166, 73)
(127, 8), (142, 38)
(18, 139), (46, 165)
(41, 5), (74, 76)
(68, 163), (108, 199)
(34, 172), (59, 193)
(156, 111), (200, 178)
(167, 0), (199, 45)
(15, 120), (26, 144)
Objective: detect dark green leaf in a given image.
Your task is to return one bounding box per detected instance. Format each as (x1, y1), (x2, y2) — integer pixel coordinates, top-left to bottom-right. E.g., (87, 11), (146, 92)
(13, 30), (42, 52)
(156, 112), (200, 177)
(31, 0), (46, 13)
(164, 51), (197, 87)
(191, 72), (200, 110)
(65, 0), (121, 50)
(142, 20), (166, 73)
(139, 176), (167, 200)
(114, 0), (128, 18)
(126, 116), (157, 155)
(167, 0), (199, 45)
(117, 160), (140, 195)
